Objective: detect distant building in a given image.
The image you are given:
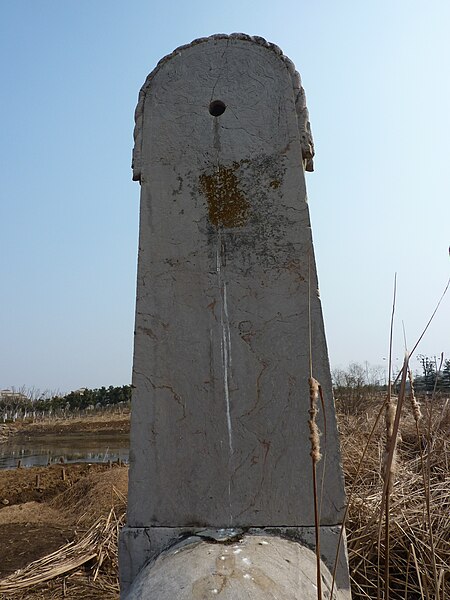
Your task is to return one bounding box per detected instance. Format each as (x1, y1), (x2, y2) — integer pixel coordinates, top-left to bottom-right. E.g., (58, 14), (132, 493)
(0, 389), (29, 403)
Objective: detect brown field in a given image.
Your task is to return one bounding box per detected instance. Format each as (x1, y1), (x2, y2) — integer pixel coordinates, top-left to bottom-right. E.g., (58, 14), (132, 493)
(6, 412), (130, 438)
(0, 398), (448, 599)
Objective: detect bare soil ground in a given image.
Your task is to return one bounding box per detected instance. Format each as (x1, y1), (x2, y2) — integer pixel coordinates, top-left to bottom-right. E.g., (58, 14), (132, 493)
(0, 464), (124, 578)
(0, 461), (127, 599)
(1, 523), (75, 579)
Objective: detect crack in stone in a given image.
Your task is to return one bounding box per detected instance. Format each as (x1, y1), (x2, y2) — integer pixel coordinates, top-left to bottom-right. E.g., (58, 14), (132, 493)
(134, 370), (186, 421)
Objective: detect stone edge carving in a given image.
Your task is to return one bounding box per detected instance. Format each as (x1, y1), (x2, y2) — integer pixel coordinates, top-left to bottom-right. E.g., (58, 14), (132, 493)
(132, 33), (315, 182)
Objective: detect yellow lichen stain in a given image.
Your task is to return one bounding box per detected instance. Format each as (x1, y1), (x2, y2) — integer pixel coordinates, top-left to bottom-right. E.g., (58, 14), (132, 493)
(199, 163), (250, 228)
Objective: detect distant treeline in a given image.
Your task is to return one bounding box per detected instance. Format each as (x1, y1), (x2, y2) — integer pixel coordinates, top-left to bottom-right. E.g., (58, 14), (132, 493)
(1, 385), (132, 419)
(332, 356), (450, 414)
(415, 355), (450, 393)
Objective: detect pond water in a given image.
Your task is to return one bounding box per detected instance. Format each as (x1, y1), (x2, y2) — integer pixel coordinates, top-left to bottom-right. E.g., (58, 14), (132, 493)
(0, 432), (130, 469)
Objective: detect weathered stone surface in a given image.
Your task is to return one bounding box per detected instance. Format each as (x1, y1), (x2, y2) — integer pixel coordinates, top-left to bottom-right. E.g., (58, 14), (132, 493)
(119, 525), (350, 595)
(126, 534), (349, 600)
(132, 34), (314, 182)
(128, 33), (344, 528)
(121, 33), (349, 597)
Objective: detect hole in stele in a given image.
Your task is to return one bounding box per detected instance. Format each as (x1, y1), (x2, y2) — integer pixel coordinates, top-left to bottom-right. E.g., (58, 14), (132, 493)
(209, 100), (226, 117)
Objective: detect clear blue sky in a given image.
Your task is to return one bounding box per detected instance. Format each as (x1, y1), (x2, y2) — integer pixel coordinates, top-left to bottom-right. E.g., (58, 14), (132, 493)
(1, 1), (449, 393)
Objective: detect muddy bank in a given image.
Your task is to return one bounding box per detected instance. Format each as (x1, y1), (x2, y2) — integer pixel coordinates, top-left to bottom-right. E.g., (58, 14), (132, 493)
(2, 412), (130, 440)
(0, 462), (114, 509)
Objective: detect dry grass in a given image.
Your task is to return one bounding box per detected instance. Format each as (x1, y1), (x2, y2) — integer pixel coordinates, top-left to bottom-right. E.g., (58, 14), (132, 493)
(339, 394), (450, 599)
(51, 468), (128, 527)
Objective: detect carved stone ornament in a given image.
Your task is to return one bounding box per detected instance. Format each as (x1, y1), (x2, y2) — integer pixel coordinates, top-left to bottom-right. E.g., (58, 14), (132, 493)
(132, 33), (315, 183)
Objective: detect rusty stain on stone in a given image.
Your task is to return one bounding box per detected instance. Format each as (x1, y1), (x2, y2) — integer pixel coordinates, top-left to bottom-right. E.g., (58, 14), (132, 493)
(199, 163), (250, 228)
(284, 259), (305, 282)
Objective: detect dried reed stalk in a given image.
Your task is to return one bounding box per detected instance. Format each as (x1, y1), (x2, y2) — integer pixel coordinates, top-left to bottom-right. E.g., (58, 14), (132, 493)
(341, 395), (449, 600)
(309, 375), (323, 600)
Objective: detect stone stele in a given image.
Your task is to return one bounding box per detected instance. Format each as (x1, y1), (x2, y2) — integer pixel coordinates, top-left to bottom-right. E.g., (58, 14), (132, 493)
(119, 33), (350, 599)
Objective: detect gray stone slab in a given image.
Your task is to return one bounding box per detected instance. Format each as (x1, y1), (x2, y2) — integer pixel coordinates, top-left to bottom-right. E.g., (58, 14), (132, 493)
(128, 33), (345, 529)
(121, 33), (350, 597)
